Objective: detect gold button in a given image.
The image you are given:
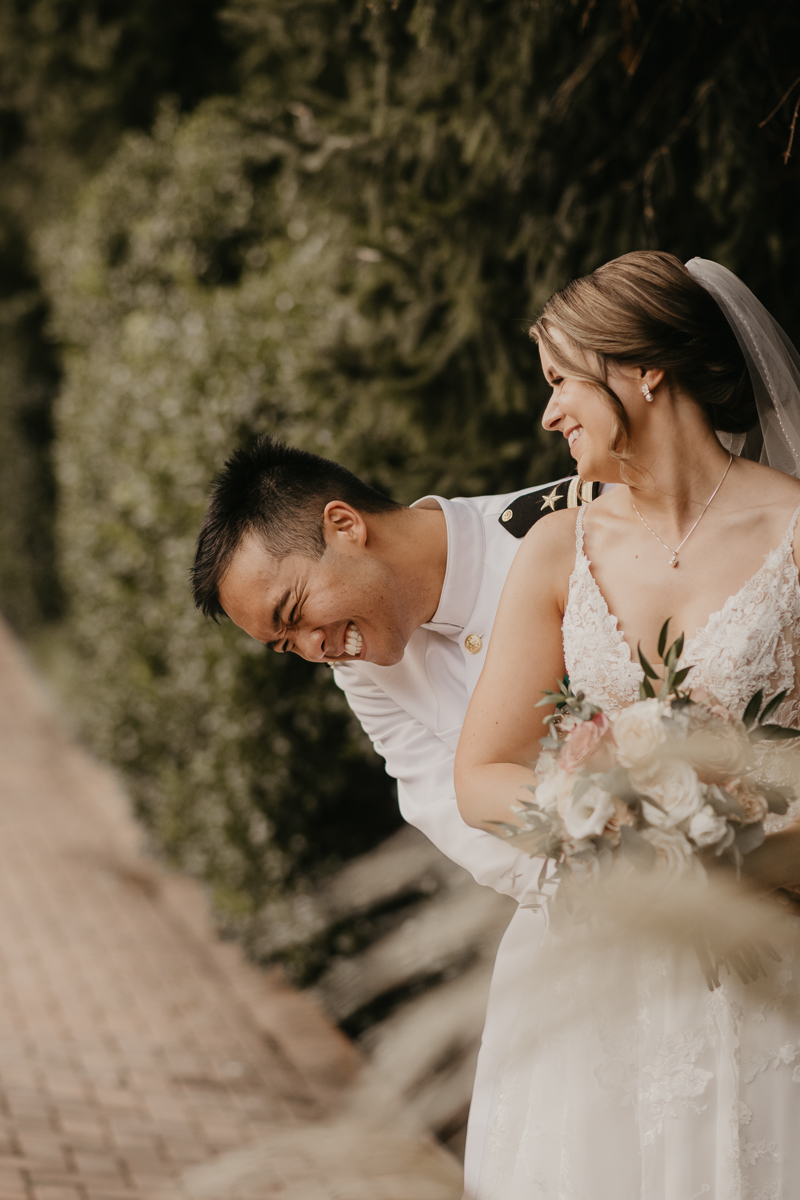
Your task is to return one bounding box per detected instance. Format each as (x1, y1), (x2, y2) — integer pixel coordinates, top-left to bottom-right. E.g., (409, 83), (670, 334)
(464, 634), (483, 654)
(501, 508), (513, 522)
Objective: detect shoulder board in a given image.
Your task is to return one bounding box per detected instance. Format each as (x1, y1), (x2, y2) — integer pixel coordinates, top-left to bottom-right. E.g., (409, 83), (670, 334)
(498, 478), (601, 538)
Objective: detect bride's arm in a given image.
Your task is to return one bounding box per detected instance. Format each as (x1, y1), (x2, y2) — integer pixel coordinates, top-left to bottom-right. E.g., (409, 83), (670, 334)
(742, 824), (800, 893)
(742, 520), (800, 893)
(454, 510), (574, 831)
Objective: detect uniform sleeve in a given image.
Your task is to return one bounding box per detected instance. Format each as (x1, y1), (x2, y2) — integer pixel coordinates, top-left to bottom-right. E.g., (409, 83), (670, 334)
(333, 664), (542, 901)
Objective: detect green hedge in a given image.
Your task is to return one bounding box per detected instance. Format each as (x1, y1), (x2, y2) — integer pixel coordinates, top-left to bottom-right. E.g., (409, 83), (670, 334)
(40, 102), (406, 918)
(41, 0), (800, 929)
(0, 0), (234, 633)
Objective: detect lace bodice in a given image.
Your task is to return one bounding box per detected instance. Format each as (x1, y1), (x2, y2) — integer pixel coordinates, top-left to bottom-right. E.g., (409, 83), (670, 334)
(564, 503), (800, 725)
(563, 503), (800, 824)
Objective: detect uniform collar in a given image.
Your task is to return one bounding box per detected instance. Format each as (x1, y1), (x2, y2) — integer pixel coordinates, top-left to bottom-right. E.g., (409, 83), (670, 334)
(413, 496), (485, 638)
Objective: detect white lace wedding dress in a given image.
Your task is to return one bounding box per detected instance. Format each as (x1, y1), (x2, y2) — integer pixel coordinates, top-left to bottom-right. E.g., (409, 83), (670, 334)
(476, 505), (800, 1200)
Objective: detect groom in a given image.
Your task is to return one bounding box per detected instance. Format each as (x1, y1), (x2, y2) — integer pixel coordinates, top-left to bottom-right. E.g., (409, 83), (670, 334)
(191, 436), (599, 1187)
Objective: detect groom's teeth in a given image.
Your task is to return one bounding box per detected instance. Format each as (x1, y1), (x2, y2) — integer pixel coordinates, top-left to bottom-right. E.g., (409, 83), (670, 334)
(344, 624), (362, 656)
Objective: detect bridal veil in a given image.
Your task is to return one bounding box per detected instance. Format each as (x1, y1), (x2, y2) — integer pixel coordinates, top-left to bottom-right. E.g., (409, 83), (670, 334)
(685, 257), (800, 477)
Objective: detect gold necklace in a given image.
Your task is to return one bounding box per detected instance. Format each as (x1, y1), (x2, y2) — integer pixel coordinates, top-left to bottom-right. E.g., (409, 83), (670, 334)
(630, 454), (734, 568)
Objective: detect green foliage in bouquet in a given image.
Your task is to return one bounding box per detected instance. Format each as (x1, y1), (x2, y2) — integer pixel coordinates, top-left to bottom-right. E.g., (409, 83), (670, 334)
(501, 621), (799, 985)
(637, 621), (692, 701)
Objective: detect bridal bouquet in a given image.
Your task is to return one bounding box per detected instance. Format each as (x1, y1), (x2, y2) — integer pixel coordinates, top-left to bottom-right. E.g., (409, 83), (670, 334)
(503, 623), (799, 981)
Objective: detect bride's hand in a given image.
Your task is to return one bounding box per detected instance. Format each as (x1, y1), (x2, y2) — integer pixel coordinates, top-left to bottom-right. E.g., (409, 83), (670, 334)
(740, 822), (800, 894)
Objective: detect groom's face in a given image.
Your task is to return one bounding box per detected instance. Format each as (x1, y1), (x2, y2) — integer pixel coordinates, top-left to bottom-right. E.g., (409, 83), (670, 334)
(217, 507), (417, 666)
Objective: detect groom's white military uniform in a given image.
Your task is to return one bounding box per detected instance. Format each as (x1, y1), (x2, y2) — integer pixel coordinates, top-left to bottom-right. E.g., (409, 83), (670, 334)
(332, 474), (598, 1192)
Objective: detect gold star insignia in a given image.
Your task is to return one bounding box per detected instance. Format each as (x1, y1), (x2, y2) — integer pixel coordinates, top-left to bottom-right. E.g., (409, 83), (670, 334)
(539, 486), (563, 512)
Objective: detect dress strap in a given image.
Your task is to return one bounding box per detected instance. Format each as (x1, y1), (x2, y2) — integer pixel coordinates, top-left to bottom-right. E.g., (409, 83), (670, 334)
(574, 506), (587, 558)
(786, 501), (800, 546)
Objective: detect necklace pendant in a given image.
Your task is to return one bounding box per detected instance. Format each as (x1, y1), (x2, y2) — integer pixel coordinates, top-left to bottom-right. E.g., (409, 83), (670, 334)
(670, 553), (679, 568)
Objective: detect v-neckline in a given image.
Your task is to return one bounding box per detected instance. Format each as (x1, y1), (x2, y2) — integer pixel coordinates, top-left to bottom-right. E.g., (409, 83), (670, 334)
(573, 502), (800, 674)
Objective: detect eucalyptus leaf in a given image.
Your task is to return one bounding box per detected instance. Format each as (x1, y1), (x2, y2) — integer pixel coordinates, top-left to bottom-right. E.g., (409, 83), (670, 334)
(490, 820), (528, 837)
(657, 619), (671, 659)
(714, 823), (738, 856)
(638, 643), (659, 680)
(759, 690), (789, 723)
(734, 821), (766, 856)
(537, 856), (550, 892)
(750, 724), (800, 742)
(761, 784), (793, 815)
(742, 689), (764, 729)
(704, 785), (745, 820)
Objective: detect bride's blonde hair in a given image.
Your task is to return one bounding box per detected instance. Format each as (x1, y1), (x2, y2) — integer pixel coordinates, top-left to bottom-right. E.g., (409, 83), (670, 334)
(530, 251), (756, 468)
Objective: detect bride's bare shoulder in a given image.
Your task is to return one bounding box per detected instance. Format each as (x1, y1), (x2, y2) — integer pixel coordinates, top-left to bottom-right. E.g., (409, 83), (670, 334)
(736, 457), (800, 499)
(516, 505), (580, 577)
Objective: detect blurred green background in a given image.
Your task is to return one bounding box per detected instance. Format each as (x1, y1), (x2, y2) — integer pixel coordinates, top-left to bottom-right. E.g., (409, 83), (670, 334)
(3, 0), (799, 952)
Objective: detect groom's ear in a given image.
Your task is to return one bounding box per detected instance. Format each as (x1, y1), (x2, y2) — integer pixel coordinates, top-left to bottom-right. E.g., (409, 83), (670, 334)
(321, 501), (368, 549)
(499, 478), (601, 539)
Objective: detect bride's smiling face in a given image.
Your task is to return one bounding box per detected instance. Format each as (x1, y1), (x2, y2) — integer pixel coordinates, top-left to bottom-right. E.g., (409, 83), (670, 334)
(538, 336), (649, 481)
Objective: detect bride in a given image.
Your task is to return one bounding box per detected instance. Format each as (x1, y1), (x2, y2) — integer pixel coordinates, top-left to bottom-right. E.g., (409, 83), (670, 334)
(454, 251), (800, 1199)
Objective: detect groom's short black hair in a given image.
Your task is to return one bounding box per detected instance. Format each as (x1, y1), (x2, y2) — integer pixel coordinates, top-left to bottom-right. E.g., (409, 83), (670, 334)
(191, 436), (402, 619)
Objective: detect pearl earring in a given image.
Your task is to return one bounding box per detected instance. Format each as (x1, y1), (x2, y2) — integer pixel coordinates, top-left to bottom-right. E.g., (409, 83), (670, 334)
(641, 382), (654, 402)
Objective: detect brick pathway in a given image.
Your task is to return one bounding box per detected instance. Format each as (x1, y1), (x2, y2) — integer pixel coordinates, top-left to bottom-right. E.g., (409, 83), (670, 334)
(0, 622), (462, 1199)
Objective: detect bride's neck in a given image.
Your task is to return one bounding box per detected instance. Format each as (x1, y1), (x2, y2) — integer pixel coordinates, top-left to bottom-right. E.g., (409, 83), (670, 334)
(624, 402), (732, 526)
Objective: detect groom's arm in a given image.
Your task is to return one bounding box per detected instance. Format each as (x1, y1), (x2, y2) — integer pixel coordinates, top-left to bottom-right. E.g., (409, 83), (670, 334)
(333, 665), (541, 901)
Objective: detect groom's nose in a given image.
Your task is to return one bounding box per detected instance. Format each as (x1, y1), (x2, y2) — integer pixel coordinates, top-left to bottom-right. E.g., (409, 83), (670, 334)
(292, 625), (328, 662)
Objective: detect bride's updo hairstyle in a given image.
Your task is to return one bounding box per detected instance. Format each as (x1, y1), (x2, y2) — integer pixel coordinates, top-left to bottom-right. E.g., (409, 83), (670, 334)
(530, 251), (756, 466)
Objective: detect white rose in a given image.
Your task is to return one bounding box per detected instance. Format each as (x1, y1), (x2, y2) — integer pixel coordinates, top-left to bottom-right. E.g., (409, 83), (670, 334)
(683, 727), (748, 779)
(534, 749), (559, 781)
(613, 699), (667, 769)
(631, 758), (705, 828)
(557, 782), (615, 840)
(534, 767), (573, 813)
(641, 828), (699, 880)
(640, 799), (668, 828)
(688, 804), (730, 849)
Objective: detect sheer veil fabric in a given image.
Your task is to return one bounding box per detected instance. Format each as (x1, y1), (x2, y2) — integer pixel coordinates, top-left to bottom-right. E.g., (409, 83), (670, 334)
(472, 263), (800, 1200)
(685, 258), (800, 473)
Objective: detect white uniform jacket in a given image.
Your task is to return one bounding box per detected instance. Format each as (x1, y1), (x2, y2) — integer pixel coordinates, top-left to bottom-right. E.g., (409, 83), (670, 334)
(333, 477), (602, 1194)
(332, 479), (574, 901)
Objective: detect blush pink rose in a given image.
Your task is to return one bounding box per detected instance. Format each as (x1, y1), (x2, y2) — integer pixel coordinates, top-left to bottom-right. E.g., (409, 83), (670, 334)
(560, 713), (615, 774)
